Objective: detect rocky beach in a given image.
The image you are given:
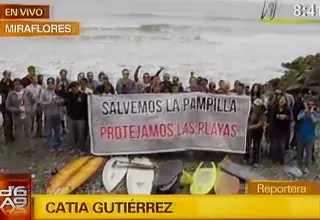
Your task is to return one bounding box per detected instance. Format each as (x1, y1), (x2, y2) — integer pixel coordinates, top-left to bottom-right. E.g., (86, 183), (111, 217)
(1, 54), (320, 194)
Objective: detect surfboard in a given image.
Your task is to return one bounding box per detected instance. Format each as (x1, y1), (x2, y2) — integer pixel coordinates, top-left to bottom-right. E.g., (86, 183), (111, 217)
(214, 168), (240, 194)
(190, 162), (217, 195)
(154, 160), (183, 185)
(126, 157), (154, 195)
(155, 173), (181, 194)
(153, 160), (183, 194)
(46, 156), (104, 195)
(218, 157), (265, 181)
(180, 170), (193, 186)
(102, 157), (129, 193)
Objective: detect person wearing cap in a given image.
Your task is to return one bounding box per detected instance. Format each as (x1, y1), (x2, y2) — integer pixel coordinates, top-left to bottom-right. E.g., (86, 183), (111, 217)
(94, 75), (115, 95)
(116, 69), (136, 94)
(0, 70), (14, 143)
(65, 81), (88, 151)
(40, 77), (64, 151)
(87, 72), (99, 91)
(26, 75), (43, 137)
(6, 78), (36, 145)
(21, 66), (36, 88)
(244, 98), (266, 167)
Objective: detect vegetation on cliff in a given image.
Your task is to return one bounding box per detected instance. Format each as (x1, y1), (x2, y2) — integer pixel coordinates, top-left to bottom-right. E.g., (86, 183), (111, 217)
(269, 53), (320, 94)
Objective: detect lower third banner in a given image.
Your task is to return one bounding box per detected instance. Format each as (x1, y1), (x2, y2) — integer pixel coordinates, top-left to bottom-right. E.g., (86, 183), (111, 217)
(32, 195), (320, 219)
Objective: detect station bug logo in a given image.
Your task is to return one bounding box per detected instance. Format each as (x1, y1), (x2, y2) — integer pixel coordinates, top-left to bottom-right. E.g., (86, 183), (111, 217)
(0, 185), (28, 216)
(260, 0), (279, 20)
(0, 174), (31, 220)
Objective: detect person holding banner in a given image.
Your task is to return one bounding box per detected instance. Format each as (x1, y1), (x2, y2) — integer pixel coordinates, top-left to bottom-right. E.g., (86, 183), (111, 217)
(94, 75), (115, 95)
(116, 69), (136, 94)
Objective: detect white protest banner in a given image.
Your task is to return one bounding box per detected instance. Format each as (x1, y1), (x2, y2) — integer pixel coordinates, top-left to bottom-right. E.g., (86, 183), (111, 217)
(88, 92), (251, 155)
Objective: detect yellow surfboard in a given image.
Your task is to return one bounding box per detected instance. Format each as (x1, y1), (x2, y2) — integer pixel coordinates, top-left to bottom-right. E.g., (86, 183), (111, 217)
(46, 156), (105, 195)
(180, 170), (193, 186)
(190, 162), (217, 194)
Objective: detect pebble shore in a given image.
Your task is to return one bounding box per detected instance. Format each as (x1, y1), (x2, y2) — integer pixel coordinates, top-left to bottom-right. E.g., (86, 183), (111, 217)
(0, 134), (319, 194)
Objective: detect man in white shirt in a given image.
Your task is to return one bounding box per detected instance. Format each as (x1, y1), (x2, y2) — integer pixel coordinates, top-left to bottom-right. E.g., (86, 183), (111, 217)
(26, 75), (43, 137)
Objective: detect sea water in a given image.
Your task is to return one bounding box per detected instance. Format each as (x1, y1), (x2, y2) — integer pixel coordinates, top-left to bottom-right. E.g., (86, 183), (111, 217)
(0, 0), (319, 86)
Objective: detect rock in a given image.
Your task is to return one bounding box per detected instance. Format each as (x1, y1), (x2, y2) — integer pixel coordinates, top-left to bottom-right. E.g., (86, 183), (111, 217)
(284, 166), (302, 179)
(297, 74), (307, 83)
(268, 53), (320, 94)
(310, 86), (320, 94)
(286, 84), (302, 93)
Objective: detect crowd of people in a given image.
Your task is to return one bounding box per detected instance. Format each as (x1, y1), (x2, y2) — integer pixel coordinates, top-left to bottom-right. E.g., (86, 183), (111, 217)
(0, 65), (318, 174)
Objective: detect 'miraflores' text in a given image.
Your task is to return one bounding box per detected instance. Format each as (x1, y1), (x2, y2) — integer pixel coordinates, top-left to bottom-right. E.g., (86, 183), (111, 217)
(101, 96), (237, 115)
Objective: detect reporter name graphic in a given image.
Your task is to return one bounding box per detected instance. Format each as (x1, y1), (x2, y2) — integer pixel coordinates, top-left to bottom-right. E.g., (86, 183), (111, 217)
(0, 4), (80, 36)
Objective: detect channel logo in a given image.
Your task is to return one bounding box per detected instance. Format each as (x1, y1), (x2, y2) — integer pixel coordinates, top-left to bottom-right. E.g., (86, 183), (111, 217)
(0, 174), (31, 220)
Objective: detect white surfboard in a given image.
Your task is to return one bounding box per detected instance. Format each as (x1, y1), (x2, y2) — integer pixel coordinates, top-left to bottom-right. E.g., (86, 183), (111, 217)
(102, 157), (129, 193)
(126, 157), (154, 195)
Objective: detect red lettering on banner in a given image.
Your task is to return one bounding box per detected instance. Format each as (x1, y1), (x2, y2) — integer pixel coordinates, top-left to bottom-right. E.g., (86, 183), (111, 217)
(100, 122), (238, 140)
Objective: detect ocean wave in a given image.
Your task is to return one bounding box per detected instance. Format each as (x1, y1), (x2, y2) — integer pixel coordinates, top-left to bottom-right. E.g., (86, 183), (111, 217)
(82, 24), (193, 33)
(112, 13), (255, 22)
(112, 13), (158, 18)
(78, 34), (208, 42)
